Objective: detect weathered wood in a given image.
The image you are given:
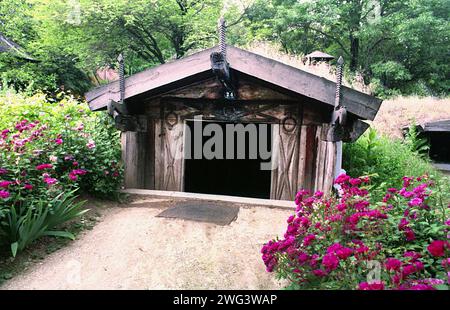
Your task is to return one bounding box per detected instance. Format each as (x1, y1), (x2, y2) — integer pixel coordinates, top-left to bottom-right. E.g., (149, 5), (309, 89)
(420, 119), (450, 132)
(226, 46), (382, 120)
(345, 119), (370, 142)
(154, 114), (184, 191)
(86, 47), (218, 111)
(161, 77), (294, 101)
(312, 127), (337, 194)
(85, 45), (382, 121)
(121, 123), (153, 189)
(270, 114), (303, 200)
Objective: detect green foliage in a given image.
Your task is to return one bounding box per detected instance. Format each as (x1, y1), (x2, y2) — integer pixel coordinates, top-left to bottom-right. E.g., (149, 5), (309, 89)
(0, 191), (86, 257)
(245, 0), (450, 97)
(343, 128), (440, 200)
(404, 124), (429, 157)
(0, 91), (123, 256)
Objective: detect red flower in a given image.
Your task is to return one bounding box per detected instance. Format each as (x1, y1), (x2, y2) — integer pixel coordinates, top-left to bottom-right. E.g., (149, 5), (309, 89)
(322, 253), (340, 271)
(0, 181), (12, 188)
(358, 281), (385, 290)
(0, 190), (10, 199)
(312, 269), (327, 277)
(385, 258), (402, 271)
(36, 164), (53, 170)
(427, 240), (449, 257)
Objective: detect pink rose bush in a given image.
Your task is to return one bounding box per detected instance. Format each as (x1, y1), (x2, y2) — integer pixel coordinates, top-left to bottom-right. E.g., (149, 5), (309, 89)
(262, 174), (449, 290)
(0, 93), (123, 256)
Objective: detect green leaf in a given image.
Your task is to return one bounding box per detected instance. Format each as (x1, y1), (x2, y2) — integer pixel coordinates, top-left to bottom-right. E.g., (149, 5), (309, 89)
(43, 231), (75, 240)
(11, 242), (18, 258)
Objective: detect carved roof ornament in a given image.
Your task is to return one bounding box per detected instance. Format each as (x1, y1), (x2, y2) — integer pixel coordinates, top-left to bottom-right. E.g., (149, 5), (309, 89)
(210, 17), (236, 100)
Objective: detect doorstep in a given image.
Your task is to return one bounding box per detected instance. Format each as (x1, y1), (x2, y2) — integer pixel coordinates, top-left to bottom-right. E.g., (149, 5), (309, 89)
(120, 189), (296, 210)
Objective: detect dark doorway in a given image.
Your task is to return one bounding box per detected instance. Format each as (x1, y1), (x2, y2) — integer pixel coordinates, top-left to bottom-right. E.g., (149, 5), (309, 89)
(184, 120), (272, 199)
(427, 132), (450, 163)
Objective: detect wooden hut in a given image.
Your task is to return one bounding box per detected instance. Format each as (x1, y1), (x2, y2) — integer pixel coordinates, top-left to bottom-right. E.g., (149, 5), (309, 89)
(304, 51), (335, 65)
(85, 45), (382, 201)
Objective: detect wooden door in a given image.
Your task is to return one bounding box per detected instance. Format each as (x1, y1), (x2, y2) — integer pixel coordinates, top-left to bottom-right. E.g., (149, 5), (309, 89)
(154, 115), (185, 191)
(270, 116), (302, 200)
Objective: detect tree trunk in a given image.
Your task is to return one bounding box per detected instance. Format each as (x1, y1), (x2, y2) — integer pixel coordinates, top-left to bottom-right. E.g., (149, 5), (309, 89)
(349, 34), (359, 71)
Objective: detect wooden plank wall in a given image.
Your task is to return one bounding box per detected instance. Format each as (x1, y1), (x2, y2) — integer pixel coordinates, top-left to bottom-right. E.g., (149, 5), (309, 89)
(313, 126), (337, 195)
(121, 118), (155, 189)
(270, 124), (336, 200)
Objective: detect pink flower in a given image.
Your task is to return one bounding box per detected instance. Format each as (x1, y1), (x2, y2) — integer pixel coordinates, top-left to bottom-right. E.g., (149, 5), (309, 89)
(408, 284), (435, 290)
(349, 178), (362, 186)
(404, 251), (421, 261)
(402, 264), (418, 277)
(0, 168), (8, 175)
(0, 181), (12, 188)
(408, 197), (423, 207)
(23, 184), (33, 190)
(402, 176), (414, 188)
(385, 258), (402, 271)
(404, 228), (416, 241)
(427, 240), (449, 257)
(335, 247), (353, 260)
(312, 269), (327, 277)
(398, 218), (409, 230)
(441, 258), (450, 268)
(69, 173), (78, 181)
(298, 252), (310, 263)
(0, 190), (10, 199)
(72, 169), (87, 176)
(43, 177), (57, 185)
(399, 188), (414, 198)
(314, 191), (324, 198)
(86, 139), (96, 149)
(322, 253), (339, 271)
(335, 173), (350, 184)
(55, 138), (63, 145)
(36, 164), (53, 170)
(358, 281), (385, 290)
(303, 234), (316, 246)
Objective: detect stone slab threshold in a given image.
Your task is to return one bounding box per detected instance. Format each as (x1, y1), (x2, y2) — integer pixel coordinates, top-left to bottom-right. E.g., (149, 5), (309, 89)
(121, 189), (296, 210)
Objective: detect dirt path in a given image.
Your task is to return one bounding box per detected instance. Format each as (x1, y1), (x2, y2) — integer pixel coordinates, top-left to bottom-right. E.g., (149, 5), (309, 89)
(1, 197), (292, 290)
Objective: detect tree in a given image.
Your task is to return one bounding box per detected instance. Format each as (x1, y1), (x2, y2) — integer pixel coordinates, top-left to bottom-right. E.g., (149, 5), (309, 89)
(31, 0), (223, 73)
(245, 0), (449, 96)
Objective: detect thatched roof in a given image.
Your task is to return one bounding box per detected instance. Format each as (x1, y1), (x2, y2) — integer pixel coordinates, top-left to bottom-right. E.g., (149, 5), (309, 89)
(305, 51), (335, 60)
(371, 97), (450, 138)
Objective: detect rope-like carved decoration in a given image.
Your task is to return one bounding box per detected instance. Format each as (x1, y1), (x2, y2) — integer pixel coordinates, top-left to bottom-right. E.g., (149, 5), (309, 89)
(118, 53), (125, 106)
(334, 56), (344, 108)
(218, 17), (226, 59)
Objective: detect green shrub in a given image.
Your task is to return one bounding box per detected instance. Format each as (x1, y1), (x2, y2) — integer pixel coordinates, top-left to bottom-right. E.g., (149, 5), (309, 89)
(0, 91), (123, 256)
(343, 128), (441, 201)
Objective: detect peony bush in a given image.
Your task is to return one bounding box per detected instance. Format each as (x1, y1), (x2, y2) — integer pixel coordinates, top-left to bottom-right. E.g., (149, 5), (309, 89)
(262, 174), (449, 290)
(0, 92), (123, 256)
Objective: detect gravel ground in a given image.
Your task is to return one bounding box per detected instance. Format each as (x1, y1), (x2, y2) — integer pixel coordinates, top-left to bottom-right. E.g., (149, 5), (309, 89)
(1, 196), (292, 290)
